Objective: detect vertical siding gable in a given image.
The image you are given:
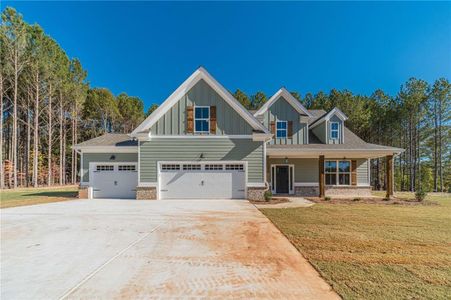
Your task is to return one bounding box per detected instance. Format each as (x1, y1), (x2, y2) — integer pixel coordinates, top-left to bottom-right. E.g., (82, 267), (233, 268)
(328, 115), (344, 144)
(149, 79), (253, 135)
(262, 96), (308, 145)
(312, 121), (327, 143)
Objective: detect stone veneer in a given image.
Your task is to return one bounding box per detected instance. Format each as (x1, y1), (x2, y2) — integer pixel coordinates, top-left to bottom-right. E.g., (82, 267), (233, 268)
(295, 185), (372, 197)
(136, 186), (157, 200)
(78, 186), (89, 199)
(295, 186), (319, 197)
(325, 186), (372, 197)
(247, 187), (267, 201)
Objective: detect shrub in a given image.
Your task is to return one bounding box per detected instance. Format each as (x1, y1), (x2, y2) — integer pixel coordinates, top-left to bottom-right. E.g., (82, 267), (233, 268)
(324, 196), (331, 201)
(353, 197), (361, 201)
(415, 189), (427, 202)
(264, 190), (272, 201)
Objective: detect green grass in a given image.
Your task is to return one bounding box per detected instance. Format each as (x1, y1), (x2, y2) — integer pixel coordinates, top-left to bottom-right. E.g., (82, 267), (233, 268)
(261, 193), (451, 300)
(0, 186), (78, 208)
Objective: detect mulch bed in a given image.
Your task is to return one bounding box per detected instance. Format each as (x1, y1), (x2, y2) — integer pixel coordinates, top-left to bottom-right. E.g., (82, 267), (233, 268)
(305, 197), (438, 206)
(249, 197), (290, 205)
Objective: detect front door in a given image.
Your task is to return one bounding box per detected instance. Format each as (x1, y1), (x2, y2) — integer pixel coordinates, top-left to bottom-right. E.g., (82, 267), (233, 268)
(276, 166), (289, 194)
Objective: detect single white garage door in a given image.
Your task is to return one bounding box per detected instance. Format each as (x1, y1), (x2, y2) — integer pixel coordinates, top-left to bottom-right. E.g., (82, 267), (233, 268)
(159, 162), (246, 199)
(90, 163), (138, 199)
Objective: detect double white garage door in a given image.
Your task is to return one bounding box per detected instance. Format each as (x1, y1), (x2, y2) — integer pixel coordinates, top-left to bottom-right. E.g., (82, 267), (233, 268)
(159, 162), (246, 199)
(90, 162), (246, 199)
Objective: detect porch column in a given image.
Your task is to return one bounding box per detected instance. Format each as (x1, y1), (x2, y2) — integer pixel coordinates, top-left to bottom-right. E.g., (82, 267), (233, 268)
(386, 154), (394, 198)
(319, 155), (325, 198)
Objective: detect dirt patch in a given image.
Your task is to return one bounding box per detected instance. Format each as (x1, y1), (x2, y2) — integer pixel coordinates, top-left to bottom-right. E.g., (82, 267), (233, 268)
(305, 197), (438, 206)
(249, 197), (290, 205)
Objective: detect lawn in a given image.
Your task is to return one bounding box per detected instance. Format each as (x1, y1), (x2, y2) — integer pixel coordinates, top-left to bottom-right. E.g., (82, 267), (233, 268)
(261, 193), (451, 300)
(0, 186), (79, 209)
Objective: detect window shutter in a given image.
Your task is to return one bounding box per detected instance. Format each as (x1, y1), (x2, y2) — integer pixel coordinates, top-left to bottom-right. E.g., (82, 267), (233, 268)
(186, 106), (194, 133)
(210, 106), (216, 134)
(288, 121), (293, 139)
(270, 121), (275, 135)
(351, 160), (357, 185)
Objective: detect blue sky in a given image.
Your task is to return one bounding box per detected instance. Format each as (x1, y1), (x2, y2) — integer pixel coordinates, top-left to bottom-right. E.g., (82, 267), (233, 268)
(2, 1), (451, 109)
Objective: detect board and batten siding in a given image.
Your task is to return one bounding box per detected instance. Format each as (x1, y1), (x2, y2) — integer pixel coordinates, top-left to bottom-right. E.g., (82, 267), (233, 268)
(149, 79), (253, 135)
(312, 121), (326, 144)
(81, 153), (138, 183)
(262, 96), (308, 145)
(267, 158), (369, 185)
(327, 115), (344, 144)
(140, 138), (264, 183)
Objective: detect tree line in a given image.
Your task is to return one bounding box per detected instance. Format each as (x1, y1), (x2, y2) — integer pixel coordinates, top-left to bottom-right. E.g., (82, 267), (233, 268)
(0, 8), (155, 188)
(1, 7), (449, 192)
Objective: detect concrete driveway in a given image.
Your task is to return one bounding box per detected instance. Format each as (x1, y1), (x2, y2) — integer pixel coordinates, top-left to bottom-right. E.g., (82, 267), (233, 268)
(1, 199), (338, 299)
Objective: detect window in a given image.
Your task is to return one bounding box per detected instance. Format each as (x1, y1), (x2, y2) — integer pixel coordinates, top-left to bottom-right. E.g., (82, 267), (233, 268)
(276, 121), (287, 138)
(118, 165), (136, 171)
(194, 106), (210, 133)
(330, 122), (339, 140)
(183, 164), (201, 170)
(205, 164), (223, 170)
(325, 161), (337, 185)
(161, 164), (180, 170)
(96, 165), (114, 171)
(325, 160), (350, 185)
(338, 161), (351, 185)
(225, 164), (244, 171)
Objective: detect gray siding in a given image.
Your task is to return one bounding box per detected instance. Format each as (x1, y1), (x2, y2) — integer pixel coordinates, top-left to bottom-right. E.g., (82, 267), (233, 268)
(140, 138), (264, 183)
(262, 96), (308, 145)
(327, 115), (344, 144)
(81, 153), (138, 182)
(267, 157), (369, 185)
(267, 158), (318, 183)
(312, 121), (326, 143)
(150, 79), (253, 135)
(311, 114), (344, 145)
(356, 159), (369, 185)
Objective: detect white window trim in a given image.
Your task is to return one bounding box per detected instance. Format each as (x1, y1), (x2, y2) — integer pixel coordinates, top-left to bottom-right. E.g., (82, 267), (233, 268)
(194, 106), (210, 134)
(276, 120), (288, 139)
(330, 122), (340, 140)
(325, 160), (351, 186)
(270, 164), (295, 194)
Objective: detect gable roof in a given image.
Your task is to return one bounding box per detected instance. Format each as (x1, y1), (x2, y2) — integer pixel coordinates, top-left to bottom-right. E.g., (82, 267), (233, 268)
(309, 107), (348, 129)
(131, 67), (269, 136)
(254, 88), (313, 117)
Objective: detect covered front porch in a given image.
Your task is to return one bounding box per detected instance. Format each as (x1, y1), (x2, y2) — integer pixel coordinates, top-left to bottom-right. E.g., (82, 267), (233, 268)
(266, 148), (400, 199)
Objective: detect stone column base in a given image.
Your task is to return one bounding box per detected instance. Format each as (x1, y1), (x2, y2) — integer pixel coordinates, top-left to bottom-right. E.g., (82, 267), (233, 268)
(136, 186), (157, 200)
(78, 186), (89, 199)
(247, 187), (266, 201)
(295, 186), (319, 197)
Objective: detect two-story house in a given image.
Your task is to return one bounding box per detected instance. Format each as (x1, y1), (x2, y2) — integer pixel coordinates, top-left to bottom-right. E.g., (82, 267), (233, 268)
(74, 68), (402, 200)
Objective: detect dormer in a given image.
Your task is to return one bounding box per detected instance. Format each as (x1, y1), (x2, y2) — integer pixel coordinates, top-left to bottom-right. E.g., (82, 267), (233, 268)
(254, 88), (312, 145)
(309, 108), (348, 144)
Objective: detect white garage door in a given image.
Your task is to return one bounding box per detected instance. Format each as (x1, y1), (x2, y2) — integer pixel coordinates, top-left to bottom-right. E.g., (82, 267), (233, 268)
(90, 163), (138, 199)
(159, 162), (246, 199)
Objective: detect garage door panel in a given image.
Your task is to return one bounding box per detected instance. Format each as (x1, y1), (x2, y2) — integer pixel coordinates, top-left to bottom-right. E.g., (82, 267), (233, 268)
(91, 164), (138, 199)
(159, 163), (245, 199)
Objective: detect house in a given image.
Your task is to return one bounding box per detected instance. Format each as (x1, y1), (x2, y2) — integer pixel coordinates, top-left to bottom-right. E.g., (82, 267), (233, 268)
(74, 67), (402, 200)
